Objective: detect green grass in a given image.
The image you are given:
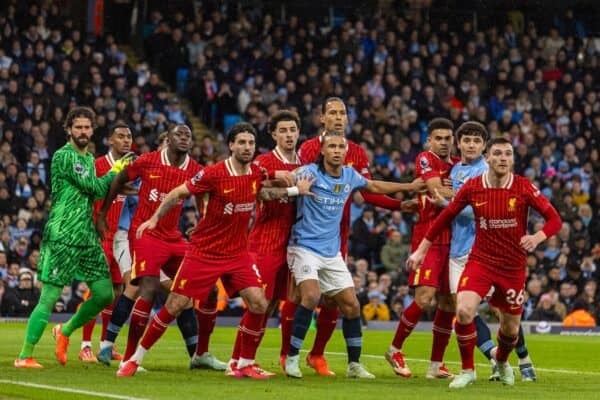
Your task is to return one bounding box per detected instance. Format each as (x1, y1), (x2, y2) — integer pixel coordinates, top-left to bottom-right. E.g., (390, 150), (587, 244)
(1, 322), (600, 400)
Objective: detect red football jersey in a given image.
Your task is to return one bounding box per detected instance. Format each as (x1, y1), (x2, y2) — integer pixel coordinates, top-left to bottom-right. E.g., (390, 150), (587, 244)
(248, 148), (301, 257)
(127, 149), (202, 242)
(94, 153), (125, 242)
(186, 158), (265, 262)
(412, 151), (457, 248)
(425, 173), (562, 271)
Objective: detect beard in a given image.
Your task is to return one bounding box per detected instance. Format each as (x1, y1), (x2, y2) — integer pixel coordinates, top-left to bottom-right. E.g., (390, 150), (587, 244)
(71, 135), (89, 150)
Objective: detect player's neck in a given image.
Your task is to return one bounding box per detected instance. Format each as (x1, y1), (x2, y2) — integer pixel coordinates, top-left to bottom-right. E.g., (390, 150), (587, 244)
(227, 156), (250, 175)
(166, 149), (187, 167)
(324, 161), (342, 177)
(274, 146), (297, 163)
(108, 150), (121, 163)
(486, 171), (510, 188)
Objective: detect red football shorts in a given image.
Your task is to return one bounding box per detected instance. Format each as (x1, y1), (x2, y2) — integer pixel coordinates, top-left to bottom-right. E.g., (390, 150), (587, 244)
(101, 240), (123, 284)
(251, 252), (289, 301)
(171, 252), (263, 301)
(130, 235), (187, 284)
(457, 259), (527, 315)
(408, 243), (450, 293)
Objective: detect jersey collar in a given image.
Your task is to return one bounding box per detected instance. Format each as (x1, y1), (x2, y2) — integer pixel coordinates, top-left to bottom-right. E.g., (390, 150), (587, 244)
(160, 148), (190, 170)
(225, 157), (251, 176)
(273, 146), (300, 164)
(483, 172), (514, 189)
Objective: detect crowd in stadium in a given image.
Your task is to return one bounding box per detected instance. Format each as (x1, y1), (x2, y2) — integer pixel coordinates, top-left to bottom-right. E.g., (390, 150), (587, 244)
(0, 0), (598, 328)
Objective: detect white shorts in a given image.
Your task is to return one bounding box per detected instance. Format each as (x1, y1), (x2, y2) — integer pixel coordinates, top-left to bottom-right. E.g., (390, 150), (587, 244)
(287, 246), (353, 296)
(113, 229), (132, 276)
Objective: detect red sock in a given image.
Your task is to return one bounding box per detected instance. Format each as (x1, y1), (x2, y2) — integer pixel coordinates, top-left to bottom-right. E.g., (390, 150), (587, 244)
(455, 321), (477, 370)
(140, 307), (176, 350)
(100, 301), (115, 341)
(124, 298), (152, 361)
(82, 316), (96, 343)
(430, 308), (454, 362)
(231, 312), (247, 360)
(280, 300), (297, 356)
(310, 305), (339, 356)
(391, 301), (423, 349)
(239, 311), (266, 361)
(496, 329), (518, 362)
(195, 300), (217, 356)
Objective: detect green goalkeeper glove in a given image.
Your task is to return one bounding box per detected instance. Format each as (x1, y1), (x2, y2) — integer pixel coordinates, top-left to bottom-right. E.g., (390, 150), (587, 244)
(110, 152), (137, 174)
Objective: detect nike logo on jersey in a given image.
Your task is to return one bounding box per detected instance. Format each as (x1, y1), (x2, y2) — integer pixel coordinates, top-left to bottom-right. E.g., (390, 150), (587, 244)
(149, 174), (161, 179)
(224, 188), (235, 194)
(475, 201), (488, 207)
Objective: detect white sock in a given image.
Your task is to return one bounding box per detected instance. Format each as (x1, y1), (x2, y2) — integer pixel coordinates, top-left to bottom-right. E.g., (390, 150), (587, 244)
(237, 357), (254, 369)
(429, 361), (442, 370)
(518, 355), (532, 365)
(99, 340), (113, 350)
(81, 341), (92, 350)
(130, 346), (147, 364)
(388, 345), (400, 353)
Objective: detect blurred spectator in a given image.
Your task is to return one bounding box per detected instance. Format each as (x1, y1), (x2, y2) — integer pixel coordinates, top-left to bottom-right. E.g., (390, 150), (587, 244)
(0, 268), (39, 317)
(362, 290), (390, 322)
(380, 230), (409, 279)
(528, 293), (563, 322)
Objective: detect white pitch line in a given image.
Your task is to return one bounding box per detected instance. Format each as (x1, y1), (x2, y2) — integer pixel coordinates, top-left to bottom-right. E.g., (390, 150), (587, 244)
(322, 351), (600, 376)
(0, 380), (151, 400)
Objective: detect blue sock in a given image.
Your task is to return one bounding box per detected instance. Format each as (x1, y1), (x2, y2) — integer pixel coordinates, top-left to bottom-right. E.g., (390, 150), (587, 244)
(289, 305), (313, 357)
(474, 314), (494, 360)
(342, 317), (362, 363)
(177, 307), (199, 357)
(515, 324), (529, 359)
(105, 294), (134, 343)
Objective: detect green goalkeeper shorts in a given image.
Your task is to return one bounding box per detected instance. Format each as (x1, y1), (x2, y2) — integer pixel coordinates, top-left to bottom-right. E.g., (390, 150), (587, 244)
(38, 240), (110, 286)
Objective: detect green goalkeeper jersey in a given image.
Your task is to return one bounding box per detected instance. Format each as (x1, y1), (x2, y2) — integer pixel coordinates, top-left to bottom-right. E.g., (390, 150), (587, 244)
(42, 143), (116, 246)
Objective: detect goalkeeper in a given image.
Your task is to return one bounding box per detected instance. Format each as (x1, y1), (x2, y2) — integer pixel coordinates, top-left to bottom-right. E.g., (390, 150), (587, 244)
(14, 107), (134, 368)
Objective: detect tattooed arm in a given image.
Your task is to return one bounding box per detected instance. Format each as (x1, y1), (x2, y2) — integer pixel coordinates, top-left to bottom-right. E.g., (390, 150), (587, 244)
(135, 183), (191, 238)
(258, 175), (315, 200)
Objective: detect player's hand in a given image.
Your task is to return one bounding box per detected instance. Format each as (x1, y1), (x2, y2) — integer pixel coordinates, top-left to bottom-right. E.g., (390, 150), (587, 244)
(95, 214), (108, 241)
(427, 188), (448, 207)
(110, 152), (137, 174)
(297, 175), (316, 196)
(274, 170), (296, 187)
(120, 182), (139, 196)
(400, 198), (418, 213)
(442, 177), (452, 187)
(520, 233), (543, 252)
(136, 216), (158, 239)
(406, 251), (425, 271)
(410, 177), (426, 192)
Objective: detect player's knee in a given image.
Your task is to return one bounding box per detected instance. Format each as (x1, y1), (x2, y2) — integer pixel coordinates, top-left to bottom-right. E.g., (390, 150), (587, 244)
(96, 289), (114, 307)
(414, 292), (434, 309)
(338, 300), (360, 319)
(455, 304), (475, 324)
(247, 296), (268, 314)
(300, 292), (320, 310)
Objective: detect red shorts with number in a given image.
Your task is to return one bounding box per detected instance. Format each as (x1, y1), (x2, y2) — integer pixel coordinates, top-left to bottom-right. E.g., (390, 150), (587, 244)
(457, 259), (526, 315)
(408, 244), (450, 294)
(130, 235), (187, 284)
(171, 252), (262, 301)
(101, 240), (123, 284)
(251, 251), (289, 301)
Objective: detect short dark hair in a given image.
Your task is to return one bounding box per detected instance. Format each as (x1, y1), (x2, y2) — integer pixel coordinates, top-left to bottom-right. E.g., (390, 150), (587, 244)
(427, 118), (454, 135)
(109, 122), (131, 136)
(227, 122), (256, 144)
(268, 110), (300, 134)
(455, 121), (489, 142)
(487, 137), (512, 151)
(321, 97), (345, 114)
(320, 131), (346, 147)
(64, 106), (96, 130)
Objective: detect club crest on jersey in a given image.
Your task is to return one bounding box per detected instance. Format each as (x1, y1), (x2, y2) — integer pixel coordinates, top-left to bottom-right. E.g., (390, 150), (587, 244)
(419, 157), (431, 172)
(333, 184), (342, 194)
(508, 197), (517, 212)
(344, 184), (351, 193)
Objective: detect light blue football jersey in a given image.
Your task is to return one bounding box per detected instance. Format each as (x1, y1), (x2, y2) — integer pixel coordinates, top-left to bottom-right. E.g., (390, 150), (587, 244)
(289, 163), (367, 257)
(449, 155), (488, 258)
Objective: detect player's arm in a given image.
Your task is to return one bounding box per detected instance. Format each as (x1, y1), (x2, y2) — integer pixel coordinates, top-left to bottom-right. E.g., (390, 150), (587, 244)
(520, 185), (563, 252)
(258, 175), (315, 200)
(363, 177), (425, 195)
(96, 170), (131, 240)
(429, 187), (475, 220)
(57, 151), (116, 199)
(407, 186), (469, 271)
(136, 183), (191, 238)
(425, 176), (454, 199)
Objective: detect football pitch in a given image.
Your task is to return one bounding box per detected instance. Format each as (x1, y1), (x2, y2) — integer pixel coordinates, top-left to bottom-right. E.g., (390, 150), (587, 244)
(1, 322), (600, 400)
